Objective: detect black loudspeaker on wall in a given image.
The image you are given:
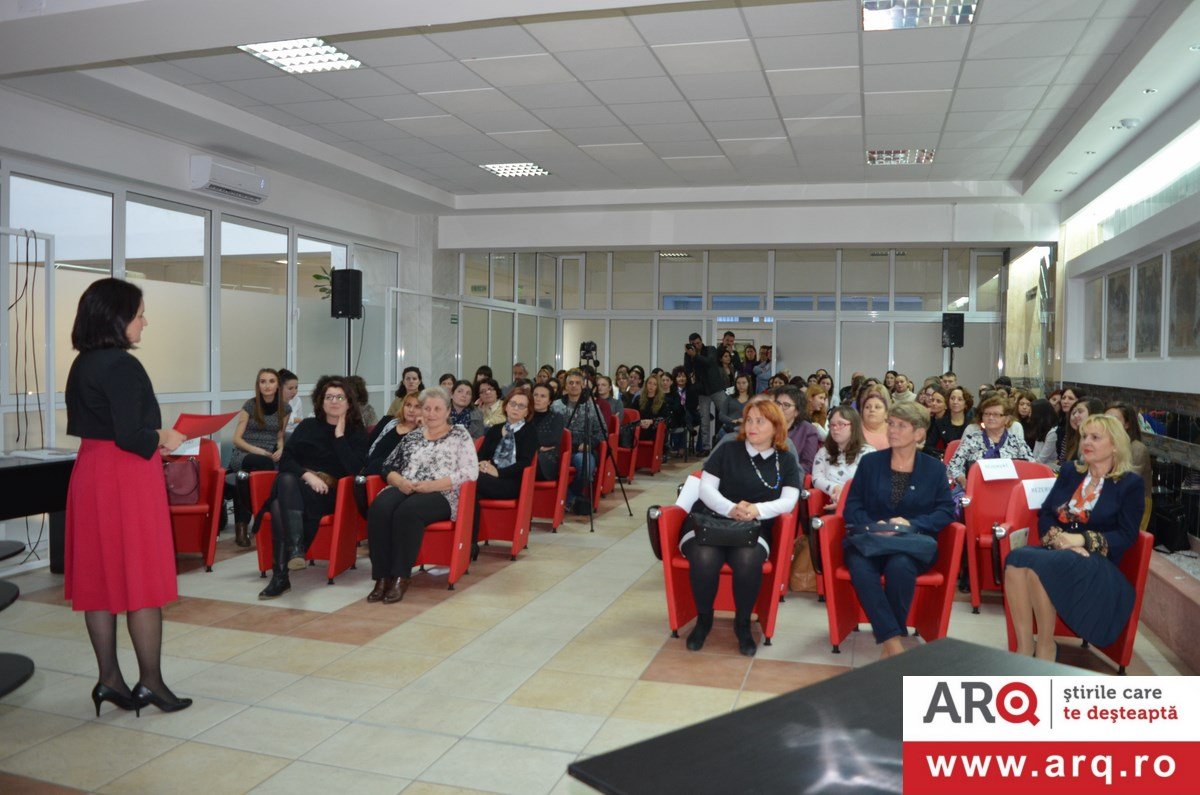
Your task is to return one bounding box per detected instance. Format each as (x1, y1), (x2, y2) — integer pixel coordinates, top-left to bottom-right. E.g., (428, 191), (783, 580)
(941, 312), (964, 348)
(330, 269), (363, 319)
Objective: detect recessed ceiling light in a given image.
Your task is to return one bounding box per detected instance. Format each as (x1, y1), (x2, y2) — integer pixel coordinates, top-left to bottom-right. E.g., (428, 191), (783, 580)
(659, 252), (692, 259)
(1067, 171), (1078, 175)
(861, 1), (976, 31)
(1110, 125), (1126, 131)
(867, 148), (936, 165)
(1054, 189), (1064, 193)
(479, 162), (549, 178)
(1085, 150), (1097, 155)
(1143, 88), (1158, 94)
(1190, 44), (1200, 52)
(238, 38), (362, 74)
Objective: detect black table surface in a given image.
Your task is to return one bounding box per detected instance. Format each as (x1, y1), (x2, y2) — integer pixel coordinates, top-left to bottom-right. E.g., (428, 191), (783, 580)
(0, 454), (75, 522)
(569, 638), (1096, 795)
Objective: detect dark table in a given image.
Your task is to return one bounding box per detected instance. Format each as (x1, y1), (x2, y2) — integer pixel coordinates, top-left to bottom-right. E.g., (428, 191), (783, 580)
(0, 453), (75, 573)
(569, 638), (1096, 795)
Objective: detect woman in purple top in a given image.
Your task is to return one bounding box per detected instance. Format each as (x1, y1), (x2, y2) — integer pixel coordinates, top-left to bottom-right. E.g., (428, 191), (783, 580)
(772, 384), (820, 473)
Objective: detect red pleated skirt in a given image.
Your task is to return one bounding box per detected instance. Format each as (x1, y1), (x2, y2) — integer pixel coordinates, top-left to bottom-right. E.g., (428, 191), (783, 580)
(64, 439), (178, 613)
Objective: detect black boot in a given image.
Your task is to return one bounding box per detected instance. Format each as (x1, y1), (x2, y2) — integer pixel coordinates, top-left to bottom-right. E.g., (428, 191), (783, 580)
(734, 614), (757, 657)
(234, 522), (250, 548)
(686, 612), (713, 651)
(258, 565), (290, 599)
(285, 510), (307, 570)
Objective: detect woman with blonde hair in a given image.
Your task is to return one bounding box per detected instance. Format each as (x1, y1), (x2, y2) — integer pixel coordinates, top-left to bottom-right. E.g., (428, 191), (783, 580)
(807, 383), (829, 441)
(1004, 414), (1143, 660)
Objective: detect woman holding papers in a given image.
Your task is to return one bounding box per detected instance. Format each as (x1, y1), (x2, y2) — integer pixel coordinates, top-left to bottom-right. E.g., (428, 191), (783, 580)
(64, 277), (192, 717)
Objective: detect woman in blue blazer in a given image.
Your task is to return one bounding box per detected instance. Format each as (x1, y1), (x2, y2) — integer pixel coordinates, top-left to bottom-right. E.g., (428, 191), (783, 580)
(1005, 414), (1142, 660)
(843, 402), (956, 659)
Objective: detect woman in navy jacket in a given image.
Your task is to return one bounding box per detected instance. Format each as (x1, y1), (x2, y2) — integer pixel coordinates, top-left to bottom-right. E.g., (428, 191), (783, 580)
(843, 402), (956, 658)
(1005, 414), (1142, 660)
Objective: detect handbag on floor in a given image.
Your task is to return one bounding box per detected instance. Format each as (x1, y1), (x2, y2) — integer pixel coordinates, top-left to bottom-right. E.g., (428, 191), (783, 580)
(789, 533), (817, 592)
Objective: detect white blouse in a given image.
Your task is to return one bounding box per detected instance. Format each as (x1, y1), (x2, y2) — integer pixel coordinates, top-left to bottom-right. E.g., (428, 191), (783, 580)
(811, 444), (876, 497)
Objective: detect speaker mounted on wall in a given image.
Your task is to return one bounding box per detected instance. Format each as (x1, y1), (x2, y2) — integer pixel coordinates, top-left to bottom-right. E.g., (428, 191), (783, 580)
(330, 269), (363, 319)
(941, 312), (964, 349)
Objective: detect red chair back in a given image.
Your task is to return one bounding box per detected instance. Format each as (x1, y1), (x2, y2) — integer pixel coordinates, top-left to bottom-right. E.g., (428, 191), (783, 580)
(943, 438), (962, 470)
(415, 480), (475, 588)
(531, 430), (571, 531)
(633, 421), (667, 475)
(248, 471), (364, 583)
(166, 438), (224, 571)
(612, 409), (640, 483)
(477, 458), (538, 559)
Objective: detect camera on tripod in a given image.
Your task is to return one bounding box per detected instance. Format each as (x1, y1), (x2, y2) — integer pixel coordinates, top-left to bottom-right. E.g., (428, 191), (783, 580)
(579, 340), (599, 368)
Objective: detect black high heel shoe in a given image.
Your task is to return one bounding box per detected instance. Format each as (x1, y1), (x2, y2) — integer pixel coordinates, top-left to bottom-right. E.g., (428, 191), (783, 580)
(131, 682), (193, 716)
(91, 683), (137, 716)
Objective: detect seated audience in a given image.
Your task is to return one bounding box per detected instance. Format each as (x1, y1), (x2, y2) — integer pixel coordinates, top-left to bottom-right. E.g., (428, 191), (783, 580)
(934, 386), (972, 447)
(228, 368), (291, 547)
(923, 386), (949, 457)
(595, 375), (622, 424)
(365, 387), (478, 604)
(682, 400), (800, 656)
(502, 362), (528, 396)
(473, 388), (537, 559)
(666, 366), (699, 454)
(530, 383), (566, 481)
(475, 377), (505, 429)
(718, 349), (737, 389)
(438, 373), (456, 391)
(636, 372), (672, 437)
(947, 394), (1032, 486)
(345, 375), (377, 427)
(773, 385), (820, 472)
(1053, 387), (1082, 461)
(811, 405), (875, 505)
(387, 366), (424, 416)
(1026, 399), (1060, 467)
(768, 373), (788, 391)
(717, 374), (754, 441)
(858, 386), (892, 451)
(739, 345), (758, 379)
(1106, 402), (1153, 531)
(807, 383), (829, 441)
(1047, 388), (1062, 414)
(535, 366), (554, 385)
(623, 366), (645, 408)
(891, 373), (917, 403)
(362, 392), (421, 476)
(1061, 397), (1105, 467)
(1013, 389), (1034, 424)
(552, 369), (607, 514)
(259, 378), (367, 599)
(818, 373), (837, 407)
(1004, 415), (1142, 659)
(279, 368), (302, 437)
(843, 402), (955, 658)
(449, 379), (485, 438)
(474, 365), (493, 384)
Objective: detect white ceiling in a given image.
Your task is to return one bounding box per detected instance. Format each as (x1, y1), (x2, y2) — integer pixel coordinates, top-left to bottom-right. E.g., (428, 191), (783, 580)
(1, 0), (1197, 208)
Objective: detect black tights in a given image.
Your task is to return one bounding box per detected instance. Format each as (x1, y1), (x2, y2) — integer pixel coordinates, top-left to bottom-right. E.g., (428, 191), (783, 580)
(366, 488), (451, 579)
(233, 454), (275, 523)
(84, 607), (168, 695)
(682, 539), (767, 616)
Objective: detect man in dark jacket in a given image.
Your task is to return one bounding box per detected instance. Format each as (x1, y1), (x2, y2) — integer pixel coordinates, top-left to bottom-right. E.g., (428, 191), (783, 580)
(683, 332), (725, 454)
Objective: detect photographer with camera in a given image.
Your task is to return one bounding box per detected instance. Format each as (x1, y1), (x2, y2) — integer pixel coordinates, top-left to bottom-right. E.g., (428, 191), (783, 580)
(683, 332), (725, 456)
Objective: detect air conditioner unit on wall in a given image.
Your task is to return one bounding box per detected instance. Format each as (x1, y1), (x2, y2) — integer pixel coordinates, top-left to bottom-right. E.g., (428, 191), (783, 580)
(189, 155), (270, 204)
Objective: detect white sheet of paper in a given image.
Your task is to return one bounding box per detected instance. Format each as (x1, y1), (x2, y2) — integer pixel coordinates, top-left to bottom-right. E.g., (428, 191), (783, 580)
(1022, 477), (1056, 509)
(1009, 527), (1030, 551)
(172, 438), (201, 456)
(977, 457), (1018, 481)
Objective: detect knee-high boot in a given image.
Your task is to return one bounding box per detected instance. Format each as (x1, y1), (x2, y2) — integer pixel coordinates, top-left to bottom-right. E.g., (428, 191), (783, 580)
(284, 510), (307, 571)
(258, 531), (291, 599)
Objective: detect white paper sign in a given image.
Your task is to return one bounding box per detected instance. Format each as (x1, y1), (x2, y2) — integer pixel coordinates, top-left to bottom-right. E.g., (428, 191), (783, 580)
(976, 457), (1018, 481)
(171, 437), (201, 457)
(1022, 477), (1056, 509)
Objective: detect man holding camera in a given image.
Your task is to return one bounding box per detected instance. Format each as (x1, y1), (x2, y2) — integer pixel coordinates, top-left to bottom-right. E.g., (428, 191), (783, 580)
(683, 332), (725, 455)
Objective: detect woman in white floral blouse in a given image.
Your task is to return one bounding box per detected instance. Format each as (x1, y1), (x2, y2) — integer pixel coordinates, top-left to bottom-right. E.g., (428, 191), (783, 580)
(811, 405), (875, 504)
(946, 394), (1032, 487)
(365, 387), (478, 604)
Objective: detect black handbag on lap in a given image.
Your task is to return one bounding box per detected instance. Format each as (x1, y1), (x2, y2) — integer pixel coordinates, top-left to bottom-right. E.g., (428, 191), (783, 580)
(686, 504), (760, 547)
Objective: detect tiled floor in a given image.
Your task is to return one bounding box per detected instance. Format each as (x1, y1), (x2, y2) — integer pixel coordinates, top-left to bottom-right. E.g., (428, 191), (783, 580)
(0, 458), (1192, 794)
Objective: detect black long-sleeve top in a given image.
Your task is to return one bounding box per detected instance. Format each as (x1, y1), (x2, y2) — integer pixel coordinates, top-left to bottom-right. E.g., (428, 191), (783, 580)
(65, 349), (161, 460)
(530, 410), (565, 479)
(477, 422), (538, 479)
(361, 418), (414, 476)
(279, 417), (367, 480)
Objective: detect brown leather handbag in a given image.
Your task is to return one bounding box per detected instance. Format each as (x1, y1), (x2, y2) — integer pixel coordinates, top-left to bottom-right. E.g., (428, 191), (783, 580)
(163, 458), (200, 505)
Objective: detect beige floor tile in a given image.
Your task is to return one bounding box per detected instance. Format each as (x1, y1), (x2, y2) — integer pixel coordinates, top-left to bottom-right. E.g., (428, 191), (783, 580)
(228, 636), (355, 676)
(302, 723), (456, 779)
(753, 629), (841, 664)
(0, 599), (67, 627)
(0, 706), (82, 759)
(249, 760), (409, 794)
(402, 783), (496, 795)
(98, 695), (248, 739)
(549, 773), (599, 794)
(506, 670), (633, 717)
(445, 588), (540, 612)
(173, 663), (302, 705)
(573, 616), (669, 650)
(114, 617), (202, 647)
(411, 602), (513, 631)
(468, 705), (603, 753)
(314, 647), (439, 689)
(196, 705), (347, 759)
(419, 738), (576, 795)
(611, 681), (737, 727)
(488, 607), (592, 642)
(258, 676), (392, 720)
(735, 690), (777, 709)
(0, 633), (97, 676)
(161, 626), (275, 662)
(0, 723), (180, 791)
(4, 609), (93, 641)
(1, 673), (109, 720)
(367, 622), (482, 656)
(543, 641), (657, 680)
(0, 667), (74, 708)
(98, 741), (287, 794)
(580, 716), (674, 756)
(409, 659), (537, 703)
(452, 632), (568, 669)
(358, 688), (496, 736)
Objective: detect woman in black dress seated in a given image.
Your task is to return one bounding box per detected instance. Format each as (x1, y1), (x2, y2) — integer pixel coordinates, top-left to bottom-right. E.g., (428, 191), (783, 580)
(529, 383), (565, 481)
(1004, 414), (1142, 661)
(473, 387), (538, 559)
(683, 400), (800, 657)
(361, 392), (421, 476)
(259, 378), (368, 599)
(842, 402), (956, 659)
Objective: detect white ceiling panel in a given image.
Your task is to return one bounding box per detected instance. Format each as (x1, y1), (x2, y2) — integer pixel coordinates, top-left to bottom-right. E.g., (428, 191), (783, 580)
(936, 129), (1021, 148)
(647, 140), (725, 158)
(652, 40), (761, 76)
(957, 56), (1066, 88)
(754, 33), (860, 70)
(400, 151), (479, 169)
(864, 89), (952, 116)
(366, 138), (446, 157)
(866, 132), (939, 148)
(386, 115), (480, 136)
(458, 109), (547, 132)
(585, 76), (684, 104)
(767, 66), (860, 96)
(1038, 83), (1093, 109)
(185, 82), (257, 107)
(950, 86), (1049, 113)
(560, 126), (641, 146)
(741, 1), (857, 38)
(610, 101), (698, 125)
(975, 0), (1095, 25)
(502, 82), (599, 108)
(1098, 0), (1162, 17)
(379, 61), (490, 93)
(533, 105), (623, 128)
(290, 124), (349, 144)
(869, 165), (932, 181)
(1055, 53), (1118, 84)
(691, 97), (780, 122)
(1024, 108), (1069, 130)
(580, 142), (655, 161)
(784, 116), (862, 136)
(433, 132), (514, 152)
(556, 47), (664, 81)
(299, 69), (406, 99)
(464, 53), (576, 87)
(662, 155), (737, 174)
(420, 88), (521, 115)
(426, 24), (544, 59)
(719, 137), (794, 159)
(133, 59), (208, 85)
(863, 112), (944, 134)
(967, 21), (1089, 60)
(863, 27), (971, 65)
(629, 122), (714, 143)
(673, 71), (770, 100)
(928, 163), (994, 179)
(520, 15), (644, 52)
(168, 53), (279, 82)
(241, 105), (306, 127)
(320, 119), (411, 141)
(348, 93), (444, 119)
(223, 76), (331, 105)
(1014, 128), (1057, 146)
(627, 5), (748, 46)
(488, 129), (575, 149)
(1073, 17), (1145, 55)
(931, 147), (1010, 164)
(863, 60), (961, 92)
(706, 119), (787, 139)
(775, 92), (862, 118)
(944, 110), (1032, 131)
(276, 99), (373, 124)
(333, 34), (451, 67)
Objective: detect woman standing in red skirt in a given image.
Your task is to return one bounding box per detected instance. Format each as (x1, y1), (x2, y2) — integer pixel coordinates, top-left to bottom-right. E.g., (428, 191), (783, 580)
(65, 277), (192, 716)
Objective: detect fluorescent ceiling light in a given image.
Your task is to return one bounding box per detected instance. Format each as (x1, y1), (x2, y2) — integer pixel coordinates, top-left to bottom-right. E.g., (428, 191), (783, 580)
(861, 1), (976, 31)
(659, 252), (692, 259)
(479, 162), (550, 178)
(867, 148), (936, 165)
(238, 38), (362, 74)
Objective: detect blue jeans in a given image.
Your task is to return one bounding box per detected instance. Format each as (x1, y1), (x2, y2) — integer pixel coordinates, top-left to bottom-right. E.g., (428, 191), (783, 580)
(568, 450), (596, 506)
(844, 547), (925, 644)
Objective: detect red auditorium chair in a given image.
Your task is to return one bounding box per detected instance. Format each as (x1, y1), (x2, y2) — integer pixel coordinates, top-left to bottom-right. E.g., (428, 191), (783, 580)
(411, 479), (476, 589)
(960, 460), (1054, 613)
(814, 478), (966, 653)
(799, 474), (831, 600)
(476, 459), (537, 560)
(652, 503), (797, 646)
(633, 421), (667, 476)
(531, 431), (571, 532)
(248, 472), (365, 584)
(942, 438), (961, 472)
(610, 409), (640, 484)
(166, 439), (224, 572)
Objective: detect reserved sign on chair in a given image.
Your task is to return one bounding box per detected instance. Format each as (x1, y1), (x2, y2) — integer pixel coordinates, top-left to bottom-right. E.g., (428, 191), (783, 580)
(976, 458), (1018, 481)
